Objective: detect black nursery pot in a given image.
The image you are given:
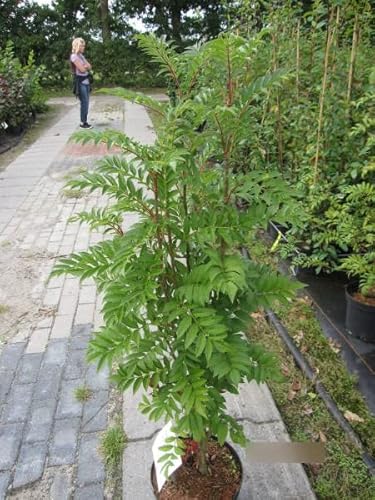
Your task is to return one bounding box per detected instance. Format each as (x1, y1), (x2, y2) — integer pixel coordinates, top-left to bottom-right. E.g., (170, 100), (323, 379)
(150, 441), (243, 499)
(267, 221), (288, 241)
(345, 283), (375, 343)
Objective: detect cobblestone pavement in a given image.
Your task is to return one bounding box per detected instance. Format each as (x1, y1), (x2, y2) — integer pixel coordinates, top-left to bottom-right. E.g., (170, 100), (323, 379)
(0, 96), (126, 499)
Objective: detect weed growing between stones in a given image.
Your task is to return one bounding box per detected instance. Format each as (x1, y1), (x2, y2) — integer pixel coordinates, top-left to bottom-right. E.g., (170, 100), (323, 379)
(100, 425), (127, 469)
(0, 304), (10, 314)
(74, 386), (93, 402)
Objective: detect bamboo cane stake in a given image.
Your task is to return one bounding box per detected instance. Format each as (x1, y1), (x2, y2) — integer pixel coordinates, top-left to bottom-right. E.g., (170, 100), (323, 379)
(272, 30), (284, 171)
(313, 7), (336, 185)
(330, 6), (341, 89)
(347, 12), (360, 103)
(296, 19), (301, 101)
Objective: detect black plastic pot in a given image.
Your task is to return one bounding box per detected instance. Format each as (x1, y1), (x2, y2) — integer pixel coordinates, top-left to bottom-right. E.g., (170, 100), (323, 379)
(150, 440), (243, 499)
(345, 283), (375, 343)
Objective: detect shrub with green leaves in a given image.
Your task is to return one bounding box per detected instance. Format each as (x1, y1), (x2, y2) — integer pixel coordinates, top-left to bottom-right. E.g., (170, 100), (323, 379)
(0, 41), (46, 133)
(231, 1), (374, 278)
(52, 33), (301, 476)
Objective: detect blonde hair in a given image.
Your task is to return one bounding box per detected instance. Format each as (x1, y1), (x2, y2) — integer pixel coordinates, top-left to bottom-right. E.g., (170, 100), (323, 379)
(72, 38), (85, 54)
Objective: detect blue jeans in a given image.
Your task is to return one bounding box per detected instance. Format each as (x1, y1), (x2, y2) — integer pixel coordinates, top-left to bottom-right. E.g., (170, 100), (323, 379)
(78, 83), (90, 123)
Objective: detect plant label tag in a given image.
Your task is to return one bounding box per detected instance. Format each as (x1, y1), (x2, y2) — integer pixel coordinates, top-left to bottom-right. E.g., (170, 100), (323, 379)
(152, 421), (182, 492)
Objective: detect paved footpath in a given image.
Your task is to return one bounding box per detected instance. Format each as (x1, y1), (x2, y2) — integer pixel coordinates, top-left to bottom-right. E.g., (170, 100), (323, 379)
(0, 96), (315, 500)
(0, 96), (130, 499)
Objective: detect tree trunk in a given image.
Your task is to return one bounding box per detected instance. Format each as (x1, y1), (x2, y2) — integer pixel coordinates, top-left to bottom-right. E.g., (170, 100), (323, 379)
(100, 0), (111, 44)
(170, 3), (182, 43)
(197, 437), (208, 475)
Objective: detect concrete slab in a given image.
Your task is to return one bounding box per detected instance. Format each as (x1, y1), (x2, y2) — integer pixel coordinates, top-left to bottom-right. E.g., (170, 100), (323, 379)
(124, 101), (156, 146)
(123, 390), (162, 441)
(0, 209), (15, 224)
(225, 382), (283, 423)
(233, 421), (315, 500)
(122, 441), (155, 500)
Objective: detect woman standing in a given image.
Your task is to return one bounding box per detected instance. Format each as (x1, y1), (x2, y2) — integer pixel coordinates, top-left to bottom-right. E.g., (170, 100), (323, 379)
(70, 38), (92, 129)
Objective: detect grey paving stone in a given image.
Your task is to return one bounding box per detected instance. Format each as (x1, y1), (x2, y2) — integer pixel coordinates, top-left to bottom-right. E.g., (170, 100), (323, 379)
(0, 370), (14, 405)
(77, 433), (105, 486)
(0, 197), (23, 209)
(25, 328), (49, 354)
(0, 209), (15, 224)
(63, 349), (87, 380)
(24, 399), (56, 443)
(0, 423), (24, 470)
(33, 373), (60, 402)
(123, 390), (162, 440)
(0, 186), (33, 197)
(12, 442), (47, 489)
(225, 382), (281, 424)
(85, 364), (109, 391)
(49, 417), (80, 466)
(74, 483), (104, 500)
(56, 380), (83, 419)
(72, 324), (93, 337)
(70, 334), (91, 351)
(42, 339), (68, 368)
(122, 440), (155, 500)
(16, 353), (42, 384)
(50, 471), (72, 500)
(0, 343), (26, 371)
(1, 384), (33, 423)
(0, 471), (10, 499)
(82, 390), (108, 433)
(233, 421), (315, 500)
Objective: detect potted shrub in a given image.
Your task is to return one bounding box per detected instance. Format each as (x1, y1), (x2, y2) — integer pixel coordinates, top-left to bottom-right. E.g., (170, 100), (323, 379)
(52, 33), (300, 498)
(340, 253), (375, 343)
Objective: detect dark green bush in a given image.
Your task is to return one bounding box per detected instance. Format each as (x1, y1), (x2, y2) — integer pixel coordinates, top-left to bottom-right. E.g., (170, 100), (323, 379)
(0, 41), (47, 134)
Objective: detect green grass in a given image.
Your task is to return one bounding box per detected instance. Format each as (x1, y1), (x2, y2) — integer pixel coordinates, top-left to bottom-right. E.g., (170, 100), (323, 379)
(42, 87), (72, 99)
(245, 232), (375, 498)
(276, 299), (375, 454)
(74, 386), (93, 402)
(0, 304), (9, 314)
(250, 313), (375, 499)
(62, 188), (85, 199)
(63, 166), (87, 181)
(100, 425), (127, 469)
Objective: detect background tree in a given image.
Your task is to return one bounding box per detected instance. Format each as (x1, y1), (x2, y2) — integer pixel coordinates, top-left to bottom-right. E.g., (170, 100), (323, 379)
(115, 0), (236, 45)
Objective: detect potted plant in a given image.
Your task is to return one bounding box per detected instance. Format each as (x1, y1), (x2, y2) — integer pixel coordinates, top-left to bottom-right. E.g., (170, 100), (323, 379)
(340, 252), (375, 343)
(52, 33), (300, 498)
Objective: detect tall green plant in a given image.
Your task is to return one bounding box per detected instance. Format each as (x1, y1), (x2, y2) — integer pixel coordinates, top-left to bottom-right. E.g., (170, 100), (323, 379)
(231, 1), (374, 276)
(52, 33), (301, 475)
(0, 41), (46, 131)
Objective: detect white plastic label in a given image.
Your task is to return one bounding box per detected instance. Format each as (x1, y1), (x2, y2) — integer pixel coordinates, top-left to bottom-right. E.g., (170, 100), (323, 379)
(152, 422), (182, 492)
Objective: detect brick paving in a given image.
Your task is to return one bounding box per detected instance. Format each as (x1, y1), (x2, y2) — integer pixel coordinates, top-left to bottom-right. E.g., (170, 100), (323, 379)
(0, 96), (126, 499)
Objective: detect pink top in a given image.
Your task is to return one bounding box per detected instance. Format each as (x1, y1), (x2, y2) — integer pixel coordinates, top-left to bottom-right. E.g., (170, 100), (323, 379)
(70, 54), (89, 84)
